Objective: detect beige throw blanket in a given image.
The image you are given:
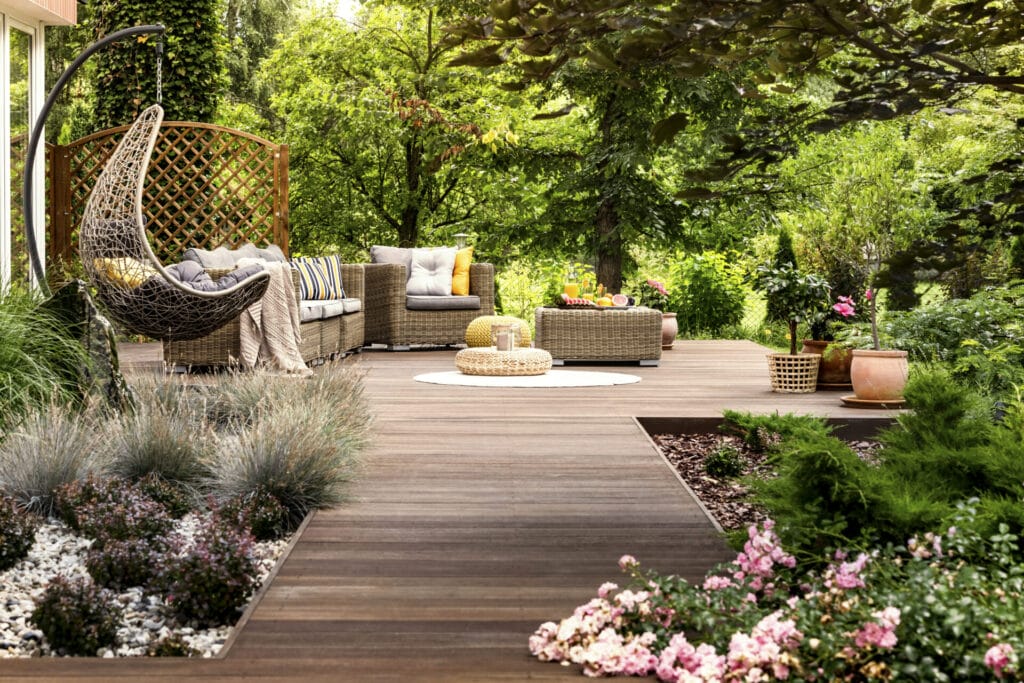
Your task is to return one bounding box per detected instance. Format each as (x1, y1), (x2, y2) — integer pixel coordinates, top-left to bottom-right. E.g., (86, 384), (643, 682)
(237, 259), (311, 375)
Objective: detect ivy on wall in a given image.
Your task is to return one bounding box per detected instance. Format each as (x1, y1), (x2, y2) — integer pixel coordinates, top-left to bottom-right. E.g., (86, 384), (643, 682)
(90, 0), (224, 128)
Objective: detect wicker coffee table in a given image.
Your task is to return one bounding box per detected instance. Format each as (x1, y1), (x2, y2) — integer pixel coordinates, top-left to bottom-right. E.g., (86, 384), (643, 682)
(534, 306), (662, 365)
(455, 347), (553, 376)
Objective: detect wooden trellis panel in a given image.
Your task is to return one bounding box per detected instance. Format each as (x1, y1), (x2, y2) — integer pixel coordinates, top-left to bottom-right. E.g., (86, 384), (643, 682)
(49, 121), (288, 269)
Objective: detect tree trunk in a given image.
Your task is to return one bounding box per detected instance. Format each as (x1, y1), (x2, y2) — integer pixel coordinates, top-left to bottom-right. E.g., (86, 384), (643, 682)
(595, 199), (624, 292)
(399, 137), (423, 247)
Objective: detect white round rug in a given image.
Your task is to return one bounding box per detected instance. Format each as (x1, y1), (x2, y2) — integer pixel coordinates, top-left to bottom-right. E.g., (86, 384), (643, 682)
(414, 369), (642, 388)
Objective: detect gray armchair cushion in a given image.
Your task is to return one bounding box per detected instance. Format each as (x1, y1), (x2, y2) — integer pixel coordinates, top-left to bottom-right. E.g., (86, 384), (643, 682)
(406, 294), (480, 311)
(342, 298), (362, 314)
(406, 247), (457, 296)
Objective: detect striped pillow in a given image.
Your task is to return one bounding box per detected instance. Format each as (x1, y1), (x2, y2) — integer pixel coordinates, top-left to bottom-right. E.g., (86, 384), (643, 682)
(291, 255), (345, 300)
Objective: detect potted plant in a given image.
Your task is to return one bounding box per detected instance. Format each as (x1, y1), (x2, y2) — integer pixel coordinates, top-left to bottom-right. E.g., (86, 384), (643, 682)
(638, 278), (677, 350)
(754, 263), (831, 393)
(847, 286), (909, 402)
(801, 294), (856, 388)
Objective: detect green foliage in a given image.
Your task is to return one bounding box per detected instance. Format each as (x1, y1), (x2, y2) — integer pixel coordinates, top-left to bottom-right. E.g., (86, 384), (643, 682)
(90, 0), (224, 127)
(743, 371), (1024, 559)
(0, 403), (108, 517)
(31, 576), (122, 656)
(881, 284), (1024, 398)
(218, 486), (289, 541)
(73, 482), (175, 546)
(0, 288), (91, 431)
(158, 520), (258, 627)
(703, 445), (744, 480)
(135, 473), (193, 519)
(85, 536), (166, 591)
(753, 263), (831, 354)
(1010, 237), (1024, 279)
(146, 633), (198, 657)
(667, 252), (746, 337)
(721, 410), (831, 453)
(765, 229), (797, 323)
(0, 494), (38, 571)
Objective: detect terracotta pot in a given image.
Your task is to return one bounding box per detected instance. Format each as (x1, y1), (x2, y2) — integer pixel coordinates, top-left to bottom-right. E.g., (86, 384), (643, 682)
(850, 349), (909, 401)
(661, 312), (678, 350)
(800, 340), (853, 387)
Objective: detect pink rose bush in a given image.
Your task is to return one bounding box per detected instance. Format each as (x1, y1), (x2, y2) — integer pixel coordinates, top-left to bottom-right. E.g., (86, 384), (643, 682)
(530, 510), (1024, 680)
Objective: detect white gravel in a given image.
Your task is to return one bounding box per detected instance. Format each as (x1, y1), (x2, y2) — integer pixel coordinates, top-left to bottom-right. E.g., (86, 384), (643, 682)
(0, 513), (289, 658)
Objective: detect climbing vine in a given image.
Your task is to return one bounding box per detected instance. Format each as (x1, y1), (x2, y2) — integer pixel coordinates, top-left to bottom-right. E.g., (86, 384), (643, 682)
(90, 0), (225, 127)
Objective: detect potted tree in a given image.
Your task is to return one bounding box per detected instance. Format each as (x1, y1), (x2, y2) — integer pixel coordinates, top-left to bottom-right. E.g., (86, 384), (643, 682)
(754, 263), (832, 393)
(847, 286), (909, 403)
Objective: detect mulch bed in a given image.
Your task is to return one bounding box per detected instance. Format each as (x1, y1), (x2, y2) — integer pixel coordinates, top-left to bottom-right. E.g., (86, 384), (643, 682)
(651, 432), (882, 532)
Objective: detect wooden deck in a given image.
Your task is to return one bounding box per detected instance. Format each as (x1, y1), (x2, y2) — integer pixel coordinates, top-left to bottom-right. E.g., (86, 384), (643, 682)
(3, 341), (896, 681)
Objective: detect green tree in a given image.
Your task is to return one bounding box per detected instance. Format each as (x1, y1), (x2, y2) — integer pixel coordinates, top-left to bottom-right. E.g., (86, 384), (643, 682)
(221, 0), (294, 121)
(265, 6), (525, 253)
(765, 229), (797, 324)
(90, 0), (225, 127)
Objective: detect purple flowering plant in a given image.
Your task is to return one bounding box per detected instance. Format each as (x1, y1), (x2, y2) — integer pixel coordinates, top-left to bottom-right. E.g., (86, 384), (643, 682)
(530, 503), (1024, 681)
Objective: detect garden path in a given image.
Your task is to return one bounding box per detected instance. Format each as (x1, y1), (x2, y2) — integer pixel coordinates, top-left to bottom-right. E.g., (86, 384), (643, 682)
(3, 341), (896, 681)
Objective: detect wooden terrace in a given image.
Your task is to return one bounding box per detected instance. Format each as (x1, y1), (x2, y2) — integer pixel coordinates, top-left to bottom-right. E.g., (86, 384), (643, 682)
(3, 340), (898, 681)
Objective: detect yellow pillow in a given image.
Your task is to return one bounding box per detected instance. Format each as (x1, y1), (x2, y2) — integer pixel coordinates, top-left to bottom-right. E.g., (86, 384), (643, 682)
(94, 257), (159, 288)
(452, 247), (473, 295)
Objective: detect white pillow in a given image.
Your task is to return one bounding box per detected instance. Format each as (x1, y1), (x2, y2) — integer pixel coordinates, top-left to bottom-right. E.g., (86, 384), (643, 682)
(406, 247), (457, 296)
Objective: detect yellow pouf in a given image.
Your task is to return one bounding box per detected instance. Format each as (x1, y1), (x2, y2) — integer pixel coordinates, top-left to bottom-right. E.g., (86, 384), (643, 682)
(465, 315), (532, 348)
(455, 347), (552, 376)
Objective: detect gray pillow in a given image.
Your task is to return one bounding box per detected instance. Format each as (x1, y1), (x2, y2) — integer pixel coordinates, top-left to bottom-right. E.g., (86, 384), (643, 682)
(370, 245), (413, 277)
(406, 247), (457, 296)
(182, 243), (286, 268)
(166, 260), (266, 292)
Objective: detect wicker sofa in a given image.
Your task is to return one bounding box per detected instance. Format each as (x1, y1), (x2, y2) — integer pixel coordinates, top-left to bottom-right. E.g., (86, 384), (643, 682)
(363, 262), (495, 349)
(163, 261), (365, 369)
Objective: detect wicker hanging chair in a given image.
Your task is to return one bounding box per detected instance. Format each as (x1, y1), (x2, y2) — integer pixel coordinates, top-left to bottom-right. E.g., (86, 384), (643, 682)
(79, 104), (271, 341)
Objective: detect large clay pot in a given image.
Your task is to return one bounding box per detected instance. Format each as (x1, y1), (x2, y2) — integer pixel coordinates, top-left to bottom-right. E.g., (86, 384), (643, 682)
(850, 349), (909, 401)
(661, 312), (678, 350)
(801, 340), (853, 388)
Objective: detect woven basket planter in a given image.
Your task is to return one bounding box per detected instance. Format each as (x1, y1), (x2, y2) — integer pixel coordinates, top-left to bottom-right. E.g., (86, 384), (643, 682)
(766, 353), (820, 393)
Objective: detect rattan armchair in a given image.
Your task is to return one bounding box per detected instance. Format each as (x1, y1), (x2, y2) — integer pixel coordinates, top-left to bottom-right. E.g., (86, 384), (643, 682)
(363, 262), (495, 349)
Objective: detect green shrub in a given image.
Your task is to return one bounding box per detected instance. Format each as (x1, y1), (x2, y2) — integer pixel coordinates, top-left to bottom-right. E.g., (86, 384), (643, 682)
(218, 486), (289, 541)
(0, 287), (90, 431)
(31, 576), (122, 656)
(741, 371), (1024, 559)
(764, 229), (798, 323)
(666, 252), (746, 336)
(85, 536), (167, 591)
(58, 477), (174, 545)
(704, 445), (744, 479)
(0, 402), (108, 516)
(136, 473), (194, 519)
(146, 633), (198, 657)
(0, 494), (38, 571)
(207, 365), (369, 529)
(158, 520), (258, 627)
(722, 411), (831, 453)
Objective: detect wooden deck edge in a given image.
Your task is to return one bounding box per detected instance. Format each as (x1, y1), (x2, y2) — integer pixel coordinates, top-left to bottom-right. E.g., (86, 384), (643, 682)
(632, 416), (726, 536)
(217, 509), (317, 659)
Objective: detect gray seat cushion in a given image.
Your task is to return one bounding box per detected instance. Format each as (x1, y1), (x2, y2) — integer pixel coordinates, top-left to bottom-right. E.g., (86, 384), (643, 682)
(406, 294), (480, 311)
(342, 298), (362, 314)
(299, 299), (350, 321)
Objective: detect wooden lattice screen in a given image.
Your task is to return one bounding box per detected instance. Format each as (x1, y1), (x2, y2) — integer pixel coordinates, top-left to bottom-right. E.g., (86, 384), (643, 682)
(48, 120), (289, 270)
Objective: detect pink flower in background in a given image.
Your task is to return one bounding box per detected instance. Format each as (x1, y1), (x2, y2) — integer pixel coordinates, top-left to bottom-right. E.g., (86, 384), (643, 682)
(647, 279), (668, 296)
(985, 643), (1016, 679)
(864, 288), (874, 301)
(618, 554), (638, 570)
(832, 295), (856, 318)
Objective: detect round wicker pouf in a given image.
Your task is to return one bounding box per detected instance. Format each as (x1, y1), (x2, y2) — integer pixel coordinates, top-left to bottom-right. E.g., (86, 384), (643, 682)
(455, 347), (553, 376)
(464, 315), (532, 348)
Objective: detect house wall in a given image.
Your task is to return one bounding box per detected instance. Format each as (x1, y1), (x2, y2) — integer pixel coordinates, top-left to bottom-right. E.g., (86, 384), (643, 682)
(0, 0), (74, 25)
